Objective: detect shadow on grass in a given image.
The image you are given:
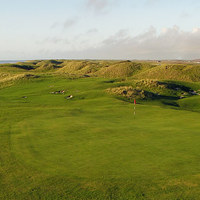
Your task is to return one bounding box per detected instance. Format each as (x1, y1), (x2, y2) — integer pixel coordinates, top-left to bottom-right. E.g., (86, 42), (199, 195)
(2, 64), (34, 70)
(115, 92), (180, 108)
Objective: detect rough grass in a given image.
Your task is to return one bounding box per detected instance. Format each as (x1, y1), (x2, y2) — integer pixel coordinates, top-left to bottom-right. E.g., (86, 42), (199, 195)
(134, 79), (196, 98)
(0, 73), (39, 88)
(57, 60), (101, 76)
(95, 61), (155, 78)
(178, 96), (200, 112)
(1, 60), (200, 81)
(135, 64), (200, 82)
(106, 86), (155, 100)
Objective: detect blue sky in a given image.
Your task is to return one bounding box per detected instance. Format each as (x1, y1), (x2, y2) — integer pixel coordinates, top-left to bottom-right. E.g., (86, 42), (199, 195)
(1, 0), (200, 60)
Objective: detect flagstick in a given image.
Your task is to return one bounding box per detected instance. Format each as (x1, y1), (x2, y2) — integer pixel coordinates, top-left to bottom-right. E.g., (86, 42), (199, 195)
(134, 106), (135, 116)
(134, 99), (136, 118)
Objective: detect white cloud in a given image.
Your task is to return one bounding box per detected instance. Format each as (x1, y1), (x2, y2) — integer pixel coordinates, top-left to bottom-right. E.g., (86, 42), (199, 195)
(64, 17), (79, 29)
(86, 0), (116, 14)
(59, 26), (200, 60)
(87, 28), (99, 34)
(9, 26), (200, 60)
(49, 17), (79, 31)
(192, 27), (200, 33)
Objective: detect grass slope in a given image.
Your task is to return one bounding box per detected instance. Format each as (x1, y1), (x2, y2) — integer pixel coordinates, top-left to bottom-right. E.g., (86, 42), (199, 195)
(135, 64), (200, 82)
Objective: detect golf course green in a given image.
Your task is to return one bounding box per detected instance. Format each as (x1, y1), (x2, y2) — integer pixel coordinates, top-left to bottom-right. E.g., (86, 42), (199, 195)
(0, 60), (200, 199)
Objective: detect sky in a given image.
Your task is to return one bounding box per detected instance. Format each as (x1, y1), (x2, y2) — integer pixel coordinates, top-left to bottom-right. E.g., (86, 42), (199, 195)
(1, 0), (200, 60)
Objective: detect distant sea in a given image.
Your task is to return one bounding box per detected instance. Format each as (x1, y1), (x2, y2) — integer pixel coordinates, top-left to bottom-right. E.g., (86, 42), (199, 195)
(0, 60), (26, 64)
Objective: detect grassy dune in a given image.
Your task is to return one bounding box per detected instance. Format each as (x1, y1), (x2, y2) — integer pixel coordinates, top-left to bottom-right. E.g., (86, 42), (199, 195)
(135, 64), (200, 82)
(0, 60), (200, 199)
(1, 59), (200, 80)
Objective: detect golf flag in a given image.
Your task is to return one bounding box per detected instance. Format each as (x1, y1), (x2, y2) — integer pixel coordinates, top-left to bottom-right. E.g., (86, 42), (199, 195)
(134, 99), (136, 105)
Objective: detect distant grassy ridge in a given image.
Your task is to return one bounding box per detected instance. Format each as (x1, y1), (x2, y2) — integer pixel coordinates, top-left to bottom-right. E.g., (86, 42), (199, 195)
(1, 59), (200, 81)
(0, 59), (200, 110)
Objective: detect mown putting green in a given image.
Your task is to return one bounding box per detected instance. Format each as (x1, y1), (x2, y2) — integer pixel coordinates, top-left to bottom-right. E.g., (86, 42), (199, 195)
(1, 76), (200, 200)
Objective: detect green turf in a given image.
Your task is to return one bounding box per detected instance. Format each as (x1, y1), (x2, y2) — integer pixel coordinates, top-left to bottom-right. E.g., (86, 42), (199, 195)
(0, 74), (200, 199)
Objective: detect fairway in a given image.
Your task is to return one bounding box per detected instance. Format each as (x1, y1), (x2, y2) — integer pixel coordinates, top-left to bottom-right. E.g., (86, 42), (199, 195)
(1, 75), (200, 199)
